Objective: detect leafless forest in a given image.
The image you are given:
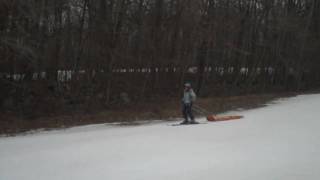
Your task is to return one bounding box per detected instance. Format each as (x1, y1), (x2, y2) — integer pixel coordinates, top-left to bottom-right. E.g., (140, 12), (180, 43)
(1, 0), (320, 119)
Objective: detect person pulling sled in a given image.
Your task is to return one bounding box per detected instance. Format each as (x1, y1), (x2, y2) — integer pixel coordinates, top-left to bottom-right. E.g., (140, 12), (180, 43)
(181, 83), (198, 124)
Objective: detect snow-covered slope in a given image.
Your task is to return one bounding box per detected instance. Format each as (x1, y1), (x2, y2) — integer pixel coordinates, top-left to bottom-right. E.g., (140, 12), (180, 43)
(1, 94), (320, 180)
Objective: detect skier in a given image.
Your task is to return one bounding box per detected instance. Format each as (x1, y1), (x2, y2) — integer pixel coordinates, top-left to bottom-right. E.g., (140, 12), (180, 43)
(181, 83), (198, 124)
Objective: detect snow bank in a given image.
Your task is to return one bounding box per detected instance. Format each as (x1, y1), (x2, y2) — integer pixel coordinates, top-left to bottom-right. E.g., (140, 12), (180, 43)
(1, 94), (320, 180)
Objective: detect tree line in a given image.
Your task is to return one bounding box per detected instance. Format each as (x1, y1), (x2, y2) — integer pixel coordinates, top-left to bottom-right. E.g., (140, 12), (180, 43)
(1, 0), (320, 116)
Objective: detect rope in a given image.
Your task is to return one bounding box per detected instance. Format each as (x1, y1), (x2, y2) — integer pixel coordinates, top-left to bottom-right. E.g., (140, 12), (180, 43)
(193, 104), (212, 116)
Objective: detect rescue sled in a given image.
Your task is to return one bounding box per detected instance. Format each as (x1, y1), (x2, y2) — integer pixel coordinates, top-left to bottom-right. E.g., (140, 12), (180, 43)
(193, 105), (244, 122)
(206, 115), (243, 122)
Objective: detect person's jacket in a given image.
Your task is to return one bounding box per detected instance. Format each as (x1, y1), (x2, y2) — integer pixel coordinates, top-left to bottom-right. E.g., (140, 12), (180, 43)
(182, 89), (196, 104)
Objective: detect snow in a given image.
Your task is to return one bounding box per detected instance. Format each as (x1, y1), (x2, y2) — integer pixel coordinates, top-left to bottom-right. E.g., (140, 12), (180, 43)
(1, 94), (320, 180)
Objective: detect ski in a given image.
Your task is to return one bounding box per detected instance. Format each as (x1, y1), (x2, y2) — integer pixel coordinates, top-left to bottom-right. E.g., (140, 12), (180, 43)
(170, 122), (206, 126)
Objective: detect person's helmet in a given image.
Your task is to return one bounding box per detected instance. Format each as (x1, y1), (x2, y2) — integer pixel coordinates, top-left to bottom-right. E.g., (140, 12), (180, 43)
(184, 83), (191, 87)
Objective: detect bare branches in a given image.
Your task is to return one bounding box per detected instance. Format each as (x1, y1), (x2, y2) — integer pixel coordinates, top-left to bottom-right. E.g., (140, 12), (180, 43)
(1, 0), (320, 116)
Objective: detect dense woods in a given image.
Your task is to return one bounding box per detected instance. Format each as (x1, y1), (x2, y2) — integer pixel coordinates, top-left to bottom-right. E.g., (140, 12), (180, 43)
(1, 0), (320, 118)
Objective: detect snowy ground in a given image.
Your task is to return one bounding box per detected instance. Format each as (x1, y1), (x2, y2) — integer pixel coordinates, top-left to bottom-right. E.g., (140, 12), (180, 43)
(1, 94), (320, 180)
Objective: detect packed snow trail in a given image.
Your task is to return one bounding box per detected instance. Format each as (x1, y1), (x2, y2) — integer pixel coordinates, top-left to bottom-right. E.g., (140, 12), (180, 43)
(1, 94), (320, 180)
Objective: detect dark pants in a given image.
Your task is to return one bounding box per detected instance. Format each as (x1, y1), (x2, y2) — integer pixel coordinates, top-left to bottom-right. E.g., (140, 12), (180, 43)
(182, 103), (195, 122)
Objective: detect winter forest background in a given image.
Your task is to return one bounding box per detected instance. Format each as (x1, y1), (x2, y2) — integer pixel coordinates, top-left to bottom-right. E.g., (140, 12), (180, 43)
(0, 0), (320, 124)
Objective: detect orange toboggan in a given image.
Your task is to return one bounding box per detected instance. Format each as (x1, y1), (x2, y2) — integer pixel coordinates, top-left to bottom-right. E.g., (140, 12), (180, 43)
(193, 105), (243, 122)
(206, 115), (243, 122)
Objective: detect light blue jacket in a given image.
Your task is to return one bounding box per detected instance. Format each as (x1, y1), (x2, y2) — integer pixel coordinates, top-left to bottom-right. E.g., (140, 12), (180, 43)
(182, 89), (196, 104)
